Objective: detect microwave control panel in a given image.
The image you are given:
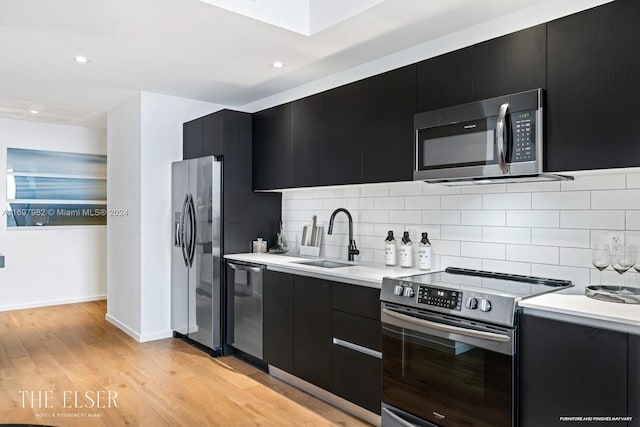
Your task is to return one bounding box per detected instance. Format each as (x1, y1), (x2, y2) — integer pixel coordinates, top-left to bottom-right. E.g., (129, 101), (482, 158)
(417, 286), (462, 311)
(511, 110), (536, 163)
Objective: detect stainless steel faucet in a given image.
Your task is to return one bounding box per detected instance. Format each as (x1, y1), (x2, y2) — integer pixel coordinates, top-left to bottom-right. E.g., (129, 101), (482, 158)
(328, 208), (359, 261)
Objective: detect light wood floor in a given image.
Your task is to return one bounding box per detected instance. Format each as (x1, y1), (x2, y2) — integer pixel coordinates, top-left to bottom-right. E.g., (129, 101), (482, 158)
(0, 301), (370, 426)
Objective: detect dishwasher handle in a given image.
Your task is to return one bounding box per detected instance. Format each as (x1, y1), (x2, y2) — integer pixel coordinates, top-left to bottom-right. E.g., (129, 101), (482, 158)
(228, 262), (264, 274)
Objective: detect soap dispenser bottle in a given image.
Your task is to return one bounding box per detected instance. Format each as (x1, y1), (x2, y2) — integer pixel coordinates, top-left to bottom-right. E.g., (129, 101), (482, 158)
(418, 232), (432, 271)
(384, 230), (397, 266)
(400, 231), (413, 268)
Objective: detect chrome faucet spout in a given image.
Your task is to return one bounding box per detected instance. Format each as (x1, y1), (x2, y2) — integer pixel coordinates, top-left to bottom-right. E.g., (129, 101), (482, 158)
(328, 208), (359, 261)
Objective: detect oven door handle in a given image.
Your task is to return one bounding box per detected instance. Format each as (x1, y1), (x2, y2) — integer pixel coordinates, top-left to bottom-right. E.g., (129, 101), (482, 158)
(382, 308), (511, 343)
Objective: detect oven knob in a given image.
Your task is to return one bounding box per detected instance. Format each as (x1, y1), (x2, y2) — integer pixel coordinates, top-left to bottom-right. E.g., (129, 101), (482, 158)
(403, 287), (415, 298)
(479, 298), (492, 312)
(393, 285), (404, 296)
(465, 297), (478, 310)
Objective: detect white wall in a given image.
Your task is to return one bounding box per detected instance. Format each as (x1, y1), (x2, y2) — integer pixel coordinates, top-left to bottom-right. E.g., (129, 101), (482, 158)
(107, 92), (227, 342)
(0, 117), (107, 311)
(281, 171), (640, 295)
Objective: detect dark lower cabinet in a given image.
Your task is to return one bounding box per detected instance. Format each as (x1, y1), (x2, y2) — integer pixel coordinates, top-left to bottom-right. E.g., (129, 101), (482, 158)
(546, 0), (640, 172)
(630, 334), (640, 426)
(293, 276), (332, 390)
(263, 271), (294, 373)
(518, 314), (629, 427)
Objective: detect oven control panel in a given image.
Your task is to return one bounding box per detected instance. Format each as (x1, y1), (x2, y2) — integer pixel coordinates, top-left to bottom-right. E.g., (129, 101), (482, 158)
(417, 286), (462, 311)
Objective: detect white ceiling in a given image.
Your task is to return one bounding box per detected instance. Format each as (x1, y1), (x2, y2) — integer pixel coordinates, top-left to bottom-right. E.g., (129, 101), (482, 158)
(0, 0), (596, 128)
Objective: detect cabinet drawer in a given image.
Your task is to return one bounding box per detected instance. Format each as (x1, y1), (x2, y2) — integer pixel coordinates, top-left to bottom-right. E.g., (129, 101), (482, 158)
(333, 310), (381, 352)
(332, 282), (380, 320)
(332, 344), (381, 414)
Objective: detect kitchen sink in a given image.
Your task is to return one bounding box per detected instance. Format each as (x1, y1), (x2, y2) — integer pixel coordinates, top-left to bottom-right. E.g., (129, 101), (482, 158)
(293, 259), (353, 269)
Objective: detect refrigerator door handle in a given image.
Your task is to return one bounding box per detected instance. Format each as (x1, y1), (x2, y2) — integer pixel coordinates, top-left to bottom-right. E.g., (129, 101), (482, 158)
(187, 193), (197, 267)
(180, 194), (189, 268)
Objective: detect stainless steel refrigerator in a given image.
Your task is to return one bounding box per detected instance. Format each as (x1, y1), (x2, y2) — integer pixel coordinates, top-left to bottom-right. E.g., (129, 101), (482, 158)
(171, 156), (222, 353)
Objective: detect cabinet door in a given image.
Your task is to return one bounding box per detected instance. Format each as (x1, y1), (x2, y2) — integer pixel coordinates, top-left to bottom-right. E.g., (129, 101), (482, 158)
(630, 334), (640, 425)
(546, 0), (640, 171)
(202, 112), (224, 157)
(263, 271), (294, 373)
(291, 93), (324, 187)
(518, 314), (628, 427)
(183, 118), (203, 160)
(294, 276), (332, 390)
(473, 24), (546, 101)
(416, 47), (474, 112)
(322, 82), (363, 186)
(252, 104), (292, 190)
(362, 65), (416, 183)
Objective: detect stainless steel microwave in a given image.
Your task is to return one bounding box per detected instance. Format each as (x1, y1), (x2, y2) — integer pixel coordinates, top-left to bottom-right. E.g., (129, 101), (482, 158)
(414, 89), (570, 185)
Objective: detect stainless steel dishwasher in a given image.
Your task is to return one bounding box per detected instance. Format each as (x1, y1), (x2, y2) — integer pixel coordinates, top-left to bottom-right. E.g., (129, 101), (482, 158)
(226, 261), (264, 360)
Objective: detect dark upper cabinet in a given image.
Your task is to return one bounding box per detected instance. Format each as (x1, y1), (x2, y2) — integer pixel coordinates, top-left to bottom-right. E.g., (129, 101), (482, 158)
(183, 118), (203, 160)
(416, 47), (474, 112)
(518, 314), (628, 427)
(291, 93), (325, 187)
(321, 82), (363, 186)
(362, 65), (416, 183)
(546, 0), (640, 172)
(263, 270), (294, 373)
(472, 24), (546, 101)
(293, 275), (332, 390)
(202, 112), (224, 157)
(253, 103), (292, 190)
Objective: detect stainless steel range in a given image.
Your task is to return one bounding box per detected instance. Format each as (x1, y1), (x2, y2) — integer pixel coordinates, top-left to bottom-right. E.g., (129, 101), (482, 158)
(380, 267), (572, 427)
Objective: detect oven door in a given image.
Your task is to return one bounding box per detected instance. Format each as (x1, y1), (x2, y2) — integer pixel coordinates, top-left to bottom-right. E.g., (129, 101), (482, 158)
(381, 305), (515, 427)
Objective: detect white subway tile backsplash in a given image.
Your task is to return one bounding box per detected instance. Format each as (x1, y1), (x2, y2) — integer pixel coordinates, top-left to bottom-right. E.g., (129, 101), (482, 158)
(591, 189), (640, 209)
(531, 228), (590, 248)
(442, 194), (482, 209)
(389, 210), (423, 224)
(430, 240), (461, 256)
(460, 184), (506, 194)
(423, 210), (460, 225)
(506, 181), (560, 193)
(532, 191), (590, 209)
(482, 259), (531, 275)
(627, 173), (640, 189)
(360, 210), (388, 223)
(390, 182), (423, 196)
(441, 226), (482, 242)
(506, 210), (559, 228)
(483, 193), (531, 209)
(560, 210), (625, 230)
(405, 196), (440, 210)
(461, 210), (505, 226)
(506, 245), (558, 265)
(559, 248), (592, 268)
(440, 256), (483, 270)
(281, 174), (640, 279)
(483, 227), (531, 244)
(461, 242), (505, 260)
(561, 174), (626, 191)
(374, 197), (405, 210)
(627, 211), (640, 231)
(361, 185), (389, 197)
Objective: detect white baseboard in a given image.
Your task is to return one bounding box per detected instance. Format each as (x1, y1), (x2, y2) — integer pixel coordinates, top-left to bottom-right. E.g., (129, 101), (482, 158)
(104, 313), (173, 343)
(0, 294), (106, 312)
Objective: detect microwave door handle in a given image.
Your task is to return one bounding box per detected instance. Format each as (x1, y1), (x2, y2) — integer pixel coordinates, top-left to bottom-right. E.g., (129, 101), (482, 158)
(496, 102), (510, 174)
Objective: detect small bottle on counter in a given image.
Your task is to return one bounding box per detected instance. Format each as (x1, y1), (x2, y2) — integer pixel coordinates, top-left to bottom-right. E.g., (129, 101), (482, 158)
(384, 230), (397, 266)
(418, 232), (432, 271)
(400, 231), (413, 268)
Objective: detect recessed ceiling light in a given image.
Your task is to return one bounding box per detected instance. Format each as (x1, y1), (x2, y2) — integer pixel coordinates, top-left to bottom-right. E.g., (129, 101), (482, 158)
(271, 61), (285, 69)
(29, 110), (39, 114)
(74, 56), (90, 64)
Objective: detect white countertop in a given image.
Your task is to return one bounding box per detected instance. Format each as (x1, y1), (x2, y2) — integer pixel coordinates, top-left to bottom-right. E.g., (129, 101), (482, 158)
(223, 253), (425, 288)
(519, 292), (640, 335)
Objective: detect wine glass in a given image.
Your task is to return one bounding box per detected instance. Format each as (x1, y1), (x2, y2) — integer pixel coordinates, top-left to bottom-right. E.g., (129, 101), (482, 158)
(591, 244), (611, 286)
(611, 245), (636, 289)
